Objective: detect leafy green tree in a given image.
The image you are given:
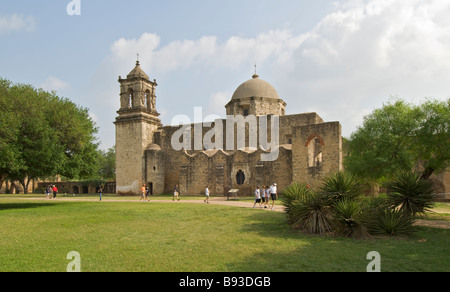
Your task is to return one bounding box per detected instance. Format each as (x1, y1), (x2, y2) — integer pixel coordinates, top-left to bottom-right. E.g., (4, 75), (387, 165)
(345, 98), (449, 182)
(0, 79), (20, 187)
(97, 146), (116, 180)
(0, 78), (100, 192)
(413, 99), (450, 179)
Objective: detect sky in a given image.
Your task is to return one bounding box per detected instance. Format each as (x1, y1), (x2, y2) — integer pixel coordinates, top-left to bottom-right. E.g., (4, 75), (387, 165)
(1, 0), (449, 150)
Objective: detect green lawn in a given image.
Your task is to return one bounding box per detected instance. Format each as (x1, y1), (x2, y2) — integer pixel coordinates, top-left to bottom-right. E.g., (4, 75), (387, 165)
(0, 196), (449, 272)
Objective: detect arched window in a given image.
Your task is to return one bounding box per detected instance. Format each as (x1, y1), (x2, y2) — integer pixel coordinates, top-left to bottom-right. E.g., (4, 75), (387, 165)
(128, 89), (134, 109)
(145, 90), (151, 110)
(305, 135), (324, 167)
(144, 91), (149, 109)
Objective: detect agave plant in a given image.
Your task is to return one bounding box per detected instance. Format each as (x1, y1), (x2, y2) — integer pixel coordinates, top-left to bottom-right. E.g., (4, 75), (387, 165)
(288, 192), (333, 234)
(320, 172), (362, 204)
(282, 182), (310, 215)
(333, 199), (370, 238)
(383, 172), (436, 217)
(369, 208), (415, 236)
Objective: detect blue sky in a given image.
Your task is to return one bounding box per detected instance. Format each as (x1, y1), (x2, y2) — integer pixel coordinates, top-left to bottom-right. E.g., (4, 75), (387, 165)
(1, 0), (449, 150)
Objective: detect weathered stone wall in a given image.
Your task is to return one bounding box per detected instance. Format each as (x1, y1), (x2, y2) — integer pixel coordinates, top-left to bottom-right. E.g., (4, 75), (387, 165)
(145, 144), (293, 196)
(226, 96), (286, 117)
(115, 115), (159, 195)
(292, 121), (343, 188)
(139, 113), (341, 195)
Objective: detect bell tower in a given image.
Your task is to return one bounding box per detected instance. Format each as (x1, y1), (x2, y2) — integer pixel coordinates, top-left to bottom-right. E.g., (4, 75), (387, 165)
(115, 60), (161, 195)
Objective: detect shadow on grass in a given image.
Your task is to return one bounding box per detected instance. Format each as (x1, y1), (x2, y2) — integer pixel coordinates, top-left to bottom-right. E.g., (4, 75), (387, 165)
(229, 212), (450, 272)
(0, 202), (57, 211)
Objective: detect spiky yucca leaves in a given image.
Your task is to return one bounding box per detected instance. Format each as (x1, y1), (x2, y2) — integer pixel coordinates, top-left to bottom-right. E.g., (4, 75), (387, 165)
(333, 199), (371, 238)
(369, 208), (415, 236)
(320, 172), (362, 204)
(282, 182), (310, 217)
(288, 192), (333, 234)
(384, 172), (436, 217)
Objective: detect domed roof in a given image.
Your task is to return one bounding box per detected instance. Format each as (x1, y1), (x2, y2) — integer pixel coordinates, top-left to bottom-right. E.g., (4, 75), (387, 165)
(231, 74), (280, 100)
(127, 61), (149, 80)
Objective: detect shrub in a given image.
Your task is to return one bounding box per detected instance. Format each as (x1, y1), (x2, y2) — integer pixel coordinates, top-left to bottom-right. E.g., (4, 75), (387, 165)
(320, 172), (362, 204)
(383, 172), (436, 217)
(369, 208), (415, 236)
(333, 199), (370, 238)
(282, 182), (310, 217)
(287, 192), (333, 235)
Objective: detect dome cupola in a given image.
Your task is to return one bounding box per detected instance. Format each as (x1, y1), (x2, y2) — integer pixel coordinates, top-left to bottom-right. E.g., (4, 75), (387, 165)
(226, 74), (286, 117)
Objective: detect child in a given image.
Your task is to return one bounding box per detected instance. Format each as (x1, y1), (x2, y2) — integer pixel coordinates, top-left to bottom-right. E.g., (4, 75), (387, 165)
(173, 185), (180, 201)
(264, 185), (270, 208)
(253, 186), (262, 208)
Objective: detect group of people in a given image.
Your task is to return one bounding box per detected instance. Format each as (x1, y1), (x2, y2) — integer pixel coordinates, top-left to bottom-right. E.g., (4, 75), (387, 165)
(253, 183), (278, 210)
(138, 183), (278, 210)
(45, 185), (58, 199)
(141, 184), (211, 203)
(174, 184), (210, 203)
(139, 184), (152, 201)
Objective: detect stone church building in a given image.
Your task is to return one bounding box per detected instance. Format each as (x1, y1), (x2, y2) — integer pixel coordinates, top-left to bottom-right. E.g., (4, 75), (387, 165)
(115, 61), (343, 196)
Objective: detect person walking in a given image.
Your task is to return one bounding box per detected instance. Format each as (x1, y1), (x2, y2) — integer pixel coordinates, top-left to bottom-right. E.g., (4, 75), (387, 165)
(204, 185), (210, 204)
(264, 185), (270, 208)
(98, 186), (103, 201)
(146, 186), (151, 200)
(253, 186), (262, 208)
(270, 183), (278, 210)
(173, 185), (180, 201)
(52, 185), (58, 199)
(260, 185), (266, 208)
(140, 184), (148, 201)
(45, 185), (51, 200)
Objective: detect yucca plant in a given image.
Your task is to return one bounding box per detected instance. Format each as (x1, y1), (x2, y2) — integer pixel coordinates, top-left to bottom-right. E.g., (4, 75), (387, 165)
(333, 199), (370, 238)
(383, 172), (436, 217)
(282, 182), (310, 217)
(288, 192), (333, 234)
(320, 172), (362, 204)
(369, 208), (415, 236)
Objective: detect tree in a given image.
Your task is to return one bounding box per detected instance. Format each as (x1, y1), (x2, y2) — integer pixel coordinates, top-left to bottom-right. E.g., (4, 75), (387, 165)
(413, 99), (450, 179)
(0, 78), (100, 192)
(0, 79), (20, 187)
(97, 146), (116, 180)
(345, 98), (449, 182)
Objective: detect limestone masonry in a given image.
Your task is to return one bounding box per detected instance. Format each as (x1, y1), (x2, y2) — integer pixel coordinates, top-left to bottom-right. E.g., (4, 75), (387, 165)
(115, 61), (343, 196)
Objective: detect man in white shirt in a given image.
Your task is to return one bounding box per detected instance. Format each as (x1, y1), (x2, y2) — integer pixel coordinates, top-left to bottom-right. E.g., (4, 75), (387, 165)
(253, 186), (262, 208)
(270, 183), (278, 210)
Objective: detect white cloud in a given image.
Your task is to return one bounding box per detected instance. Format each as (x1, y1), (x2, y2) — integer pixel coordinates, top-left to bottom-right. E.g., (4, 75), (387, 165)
(285, 0), (450, 136)
(206, 92), (229, 119)
(109, 29), (306, 74)
(99, 0), (450, 147)
(40, 76), (70, 92)
(0, 14), (36, 34)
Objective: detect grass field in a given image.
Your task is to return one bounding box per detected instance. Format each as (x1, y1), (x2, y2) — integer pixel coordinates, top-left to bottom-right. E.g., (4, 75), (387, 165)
(0, 195), (449, 272)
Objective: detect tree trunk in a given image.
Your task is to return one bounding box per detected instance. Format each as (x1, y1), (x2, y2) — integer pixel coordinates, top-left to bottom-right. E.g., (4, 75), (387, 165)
(420, 167), (435, 180)
(19, 177), (32, 194)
